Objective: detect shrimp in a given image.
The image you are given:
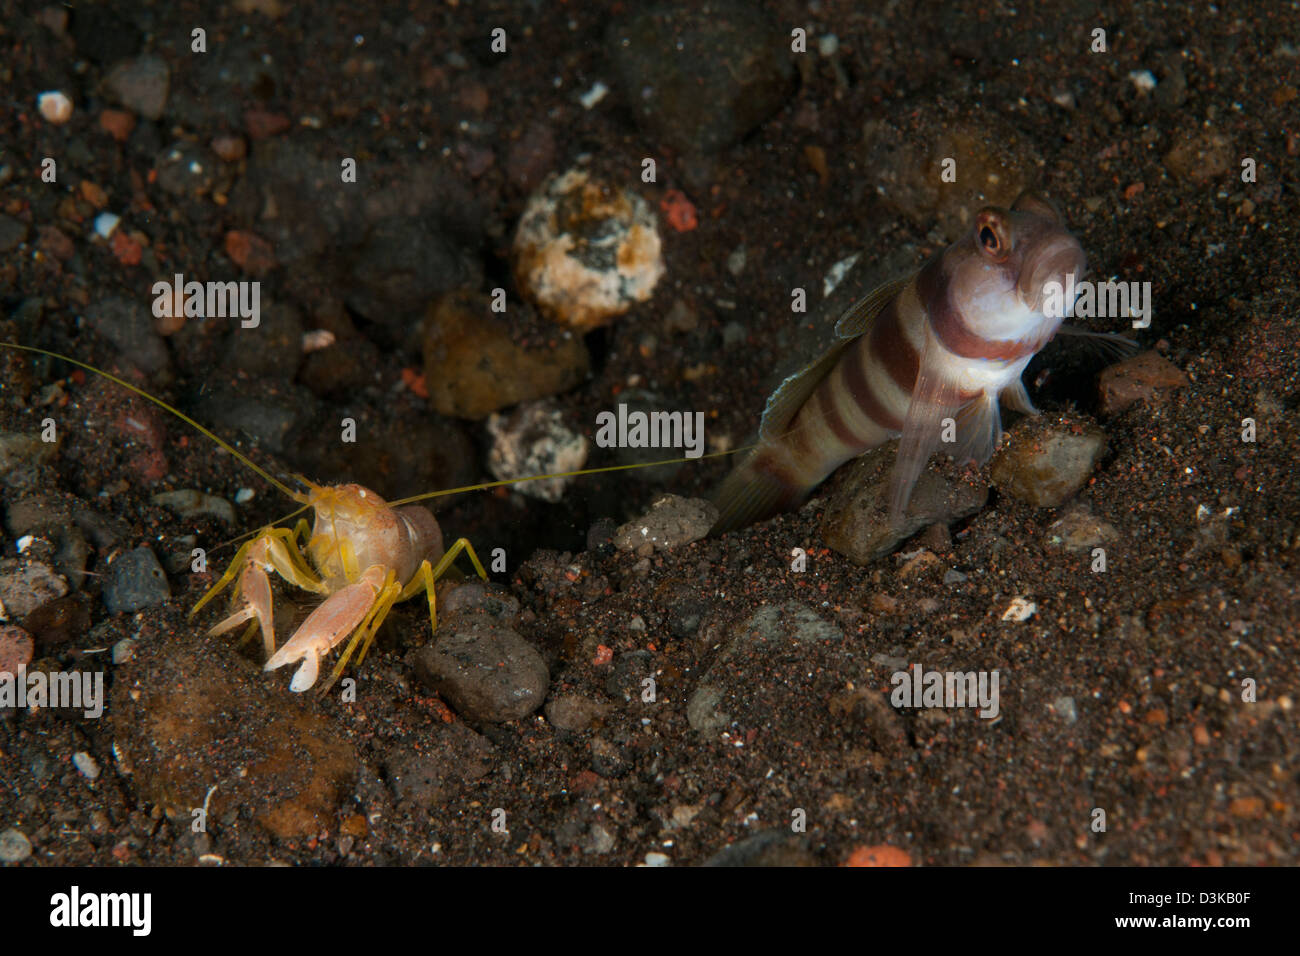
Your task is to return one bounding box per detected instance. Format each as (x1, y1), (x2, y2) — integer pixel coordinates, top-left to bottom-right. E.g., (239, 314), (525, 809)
(0, 343), (735, 694)
(190, 478), (486, 693)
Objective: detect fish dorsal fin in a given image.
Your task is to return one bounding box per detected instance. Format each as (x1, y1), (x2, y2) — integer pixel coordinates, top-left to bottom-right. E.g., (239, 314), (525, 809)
(760, 276), (910, 442)
(833, 276), (911, 338)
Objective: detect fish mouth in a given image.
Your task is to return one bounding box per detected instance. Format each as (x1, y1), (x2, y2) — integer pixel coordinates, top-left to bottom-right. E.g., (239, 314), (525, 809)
(1019, 232), (1087, 314)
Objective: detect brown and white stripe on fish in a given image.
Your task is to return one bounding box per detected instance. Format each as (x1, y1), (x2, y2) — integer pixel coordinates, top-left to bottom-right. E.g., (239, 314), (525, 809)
(711, 191), (1104, 534)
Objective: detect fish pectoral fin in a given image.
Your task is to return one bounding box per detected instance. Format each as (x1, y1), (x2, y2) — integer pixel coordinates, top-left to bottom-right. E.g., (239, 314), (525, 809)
(888, 332), (965, 524)
(999, 378), (1038, 416)
(759, 339), (854, 441)
(833, 275), (912, 338)
(949, 392), (1003, 467)
(1054, 325), (1141, 361)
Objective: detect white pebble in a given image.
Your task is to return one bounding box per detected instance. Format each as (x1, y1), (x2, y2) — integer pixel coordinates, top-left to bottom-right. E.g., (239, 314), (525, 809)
(15, 535), (35, 553)
(301, 329), (336, 353)
(1128, 69), (1157, 93)
(0, 828), (33, 863)
(73, 751), (101, 780)
(234, 488), (255, 504)
(1001, 597), (1037, 622)
(818, 33), (839, 57)
(37, 91), (73, 125)
(823, 253), (860, 297)
(643, 852), (670, 867)
(578, 81), (609, 109)
(93, 212), (121, 239)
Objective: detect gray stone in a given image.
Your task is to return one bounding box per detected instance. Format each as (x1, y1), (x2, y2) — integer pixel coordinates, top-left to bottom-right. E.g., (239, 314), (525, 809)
(0, 828), (33, 863)
(102, 546), (170, 614)
(104, 54), (170, 120)
(413, 625), (548, 723)
(821, 444), (990, 565)
(990, 422), (1108, 508)
(614, 494), (717, 556)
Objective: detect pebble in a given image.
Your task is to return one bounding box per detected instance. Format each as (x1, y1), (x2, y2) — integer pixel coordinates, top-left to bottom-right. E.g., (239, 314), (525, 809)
(544, 693), (614, 732)
(0, 432), (58, 476)
(1051, 696), (1079, 724)
(37, 91), (73, 125)
(111, 624), (359, 840)
(383, 723), (494, 808)
(0, 626), (35, 675)
(104, 54), (170, 120)
(486, 401), (588, 503)
(72, 751), (101, 780)
(413, 624), (549, 723)
(343, 216), (475, 328)
(608, 2), (796, 154)
(102, 546), (170, 615)
(422, 291), (589, 419)
(1047, 506), (1119, 551)
(504, 122), (557, 192)
(0, 561), (69, 619)
(99, 108), (136, 142)
(0, 829), (33, 864)
(86, 295), (169, 376)
(843, 845), (912, 867)
(821, 444), (989, 565)
(513, 169), (665, 331)
(151, 490), (236, 525)
(704, 830), (817, 867)
(1097, 351), (1189, 415)
(863, 105), (1042, 241)
(990, 420), (1107, 508)
(154, 141), (218, 196)
(0, 214), (28, 252)
(1164, 129), (1235, 182)
(1001, 597), (1037, 622)
(613, 495), (718, 557)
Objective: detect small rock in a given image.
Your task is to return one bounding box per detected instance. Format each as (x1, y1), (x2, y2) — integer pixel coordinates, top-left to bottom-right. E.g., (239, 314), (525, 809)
(0, 626), (35, 674)
(704, 830), (817, 867)
(864, 104), (1042, 241)
(104, 54), (170, 120)
(1097, 351), (1189, 415)
(37, 91), (74, 125)
(0, 561), (69, 619)
(608, 2), (796, 154)
(151, 490), (236, 524)
(1047, 506), (1119, 551)
(990, 420), (1107, 508)
(154, 141), (218, 196)
(513, 169), (665, 331)
(422, 291), (589, 419)
(72, 751), (101, 780)
(99, 108), (136, 142)
(821, 444), (990, 565)
(504, 122), (556, 192)
(686, 684), (730, 733)
(384, 723), (494, 807)
(102, 546), (170, 614)
(1164, 129), (1234, 182)
(843, 844), (912, 867)
(210, 135), (247, 162)
(1051, 696), (1078, 724)
(413, 625), (549, 723)
(0, 432), (58, 475)
(614, 495), (717, 556)
(343, 216), (475, 327)
(487, 401), (588, 503)
(0, 215), (29, 253)
(544, 693), (613, 732)
(223, 230), (277, 276)
(1001, 597), (1037, 622)
(0, 829), (33, 863)
(86, 296), (169, 376)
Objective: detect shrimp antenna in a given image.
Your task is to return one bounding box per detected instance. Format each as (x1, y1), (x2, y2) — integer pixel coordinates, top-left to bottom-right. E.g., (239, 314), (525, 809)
(0, 342), (299, 499)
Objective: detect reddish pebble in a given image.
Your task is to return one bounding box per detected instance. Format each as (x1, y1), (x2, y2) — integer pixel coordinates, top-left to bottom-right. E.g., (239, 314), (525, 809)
(244, 109), (291, 140)
(99, 109), (136, 142)
(401, 367), (429, 398)
(111, 229), (143, 265)
(211, 135), (247, 162)
(37, 225), (75, 261)
(224, 230), (277, 275)
(660, 189), (698, 232)
(0, 626), (35, 675)
(592, 644), (614, 666)
(844, 845), (912, 867)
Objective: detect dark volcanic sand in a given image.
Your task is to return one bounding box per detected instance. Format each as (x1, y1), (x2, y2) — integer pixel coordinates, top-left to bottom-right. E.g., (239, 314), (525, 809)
(1, 0), (1297, 867)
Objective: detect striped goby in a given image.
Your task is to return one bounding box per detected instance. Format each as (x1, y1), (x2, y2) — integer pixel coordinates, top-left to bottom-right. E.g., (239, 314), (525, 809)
(711, 191), (1098, 534)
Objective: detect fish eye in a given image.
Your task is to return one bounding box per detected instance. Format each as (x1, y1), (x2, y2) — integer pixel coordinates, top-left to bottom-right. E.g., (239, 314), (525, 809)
(979, 226), (999, 252)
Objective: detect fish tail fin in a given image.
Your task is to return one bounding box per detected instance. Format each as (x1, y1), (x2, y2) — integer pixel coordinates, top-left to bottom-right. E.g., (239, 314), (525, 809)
(710, 447), (808, 535)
